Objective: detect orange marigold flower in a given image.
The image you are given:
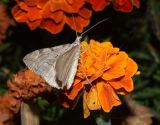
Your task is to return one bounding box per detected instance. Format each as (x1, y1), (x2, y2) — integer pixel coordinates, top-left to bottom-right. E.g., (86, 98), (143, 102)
(11, 0), (140, 34)
(59, 39), (138, 118)
(85, 0), (140, 12)
(11, 0), (92, 34)
(112, 0), (140, 12)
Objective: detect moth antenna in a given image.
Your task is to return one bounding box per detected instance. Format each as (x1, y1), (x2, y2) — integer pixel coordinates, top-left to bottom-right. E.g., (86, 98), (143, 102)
(71, 14), (79, 38)
(80, 18), (109, 37)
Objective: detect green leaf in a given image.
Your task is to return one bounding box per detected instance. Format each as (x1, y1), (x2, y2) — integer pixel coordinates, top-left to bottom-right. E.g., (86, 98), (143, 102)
(36, 97), (49, 110)
(93, 111), (111, 125)
(0, 43), (11, 53)
(96, 117), (111, 125)
(153, 70), (160, 81)
(0, 88), (6, 95)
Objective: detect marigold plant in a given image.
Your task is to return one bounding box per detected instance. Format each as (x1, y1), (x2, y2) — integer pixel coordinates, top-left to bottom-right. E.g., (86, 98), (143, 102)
(59, 39), (138, 118)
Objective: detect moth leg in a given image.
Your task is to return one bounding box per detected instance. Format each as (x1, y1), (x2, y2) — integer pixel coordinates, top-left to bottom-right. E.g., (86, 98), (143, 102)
(80, 45), (88, 55)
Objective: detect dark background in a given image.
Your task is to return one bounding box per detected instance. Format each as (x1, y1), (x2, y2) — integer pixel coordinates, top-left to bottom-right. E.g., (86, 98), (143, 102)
(0, 0), (160, 124)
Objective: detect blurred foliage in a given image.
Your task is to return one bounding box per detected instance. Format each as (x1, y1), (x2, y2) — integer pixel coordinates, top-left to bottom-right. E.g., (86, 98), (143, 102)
(0, 0), (9, 4)
(0, 0), (160, 125)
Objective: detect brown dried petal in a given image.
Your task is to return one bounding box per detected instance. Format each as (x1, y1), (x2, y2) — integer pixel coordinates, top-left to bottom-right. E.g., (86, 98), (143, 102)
(0, 3), (15, 42)
(7, 69), (52, 100)
(0, 68), (53, 125)
(124, 96), (153, 125)
(0, 122), (4, 125)
(111, 95), (153, 125)
(0, 92), (20, 124)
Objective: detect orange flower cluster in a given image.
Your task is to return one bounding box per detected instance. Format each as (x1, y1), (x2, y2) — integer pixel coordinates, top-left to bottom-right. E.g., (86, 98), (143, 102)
(0, 69), (52, 125)
(11, 0), (140, 34)
(8, 69), (52, 100)
(60, 40), (138, 118)
(11, 0), (92, 34)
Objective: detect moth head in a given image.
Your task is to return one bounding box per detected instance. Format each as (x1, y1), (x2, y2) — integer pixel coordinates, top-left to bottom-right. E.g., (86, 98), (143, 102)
(74, 36), (82, 44)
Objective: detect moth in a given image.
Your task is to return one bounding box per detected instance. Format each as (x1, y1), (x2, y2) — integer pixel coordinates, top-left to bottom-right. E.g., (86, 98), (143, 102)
(23, 36), (82, 89)
(23, 18), (109, 90)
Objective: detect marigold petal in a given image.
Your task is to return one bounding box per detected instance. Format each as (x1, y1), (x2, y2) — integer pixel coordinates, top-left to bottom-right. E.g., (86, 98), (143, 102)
(90, 39), (101, 49)
(86, 0), (110, 11)
(109, 76), (134, 92)
(18, 2), (29, 11)
(101, 42), (113, 48)
(59, 92), (78, 108)
(65, 82), (84, 100)
(84, 70), (104, 85)
(93, 50), (109, 70)
(125, 58), (138, 77)
(43, 6), (64, 23)
(60, 98), (71, 108)
(24, 0), (38, 6)
(101, 52), (127, 80)
(77, 54), (95, 78)
(70, 0), (85, 12)
(102, 67), (125, 80)
(72, 77), (81, 86)
(83, 91), (90, 118)
(84, 56), (94, 69)
(97, 82), (121, 112)
(37, 0), (48, 8)
(26, 20), (41, 30)
(40, 19), (65, 34)
(80, 56), (95, 77)
(12, 6), (27, 22)
(89, 41), (119, 61)
(113, 0), (133, 12)
(49, 0), (84, 13)
(116, 89), (127, 95)
(81, 41), (88, 46)
(27, 7), (42, 21)
(65, 13), (90, 33)
(133, 0), (140, 8)
(85, 86), (101, 110)
(107, 52), (128, 67)
(89, 41), (103, 59)
(78, 7), (92, 19)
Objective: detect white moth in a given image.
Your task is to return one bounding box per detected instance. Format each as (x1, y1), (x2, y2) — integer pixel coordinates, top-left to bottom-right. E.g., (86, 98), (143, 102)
(23, 18), (109, 90)
(23, 36), (81, 89)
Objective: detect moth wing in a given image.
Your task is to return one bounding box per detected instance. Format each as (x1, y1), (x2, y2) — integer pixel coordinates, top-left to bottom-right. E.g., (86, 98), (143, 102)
(23, 44), (72, 89)
(55, 45), (80, 89)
